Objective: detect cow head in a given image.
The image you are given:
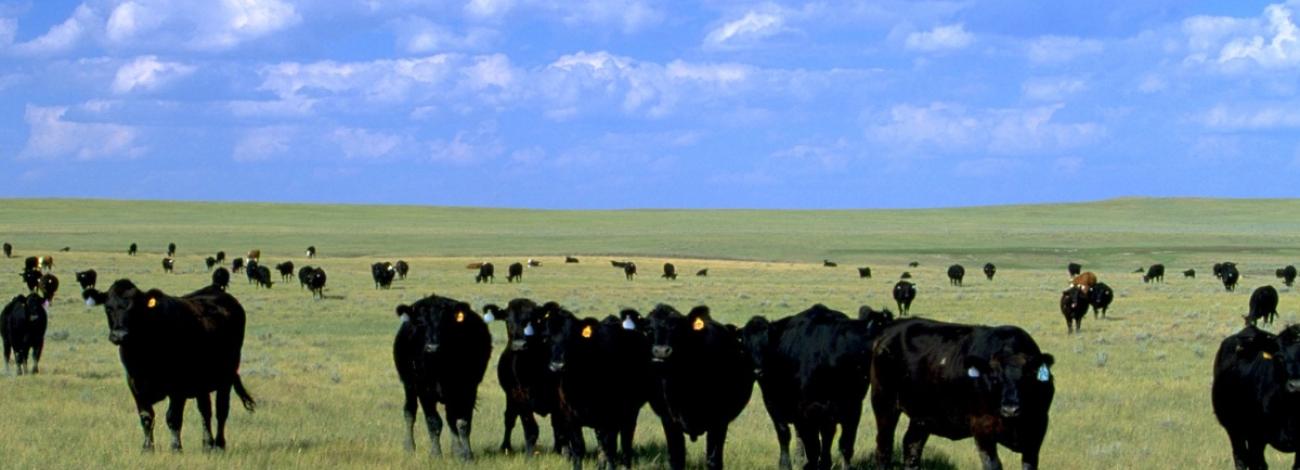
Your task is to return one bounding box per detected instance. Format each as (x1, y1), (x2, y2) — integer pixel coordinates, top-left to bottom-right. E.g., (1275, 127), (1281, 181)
(483, 298), (543, 351)
(7, 294), (46, 324)
(397, 297), (478, 355)
(858, 305), (894, 332)
(1061, 286), (1087, 311)
(84, 279), (160, 345)
(965, 348), (1055, 418)
(740, 316), (775, 378)
(545, 310), (595, 373)
(1272, 326), (1300, 393)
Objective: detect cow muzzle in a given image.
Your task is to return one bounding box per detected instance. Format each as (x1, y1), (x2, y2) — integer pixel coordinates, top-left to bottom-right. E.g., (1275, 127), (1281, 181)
(549, 361), (565, 372)
(652, 345), (673, 361)
(108, 329), (128, 345)
(510, 339), (528, 351)
(424, 343), (439, 353)
(1000, 405), (1021, 418)
(1287, 380), (1300, 393)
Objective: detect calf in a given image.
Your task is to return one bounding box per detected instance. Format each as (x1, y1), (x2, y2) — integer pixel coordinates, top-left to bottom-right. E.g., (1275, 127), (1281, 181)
(948, 264), (965, 286)
(481, 299), (572, 456)
(395, 260), (410, 280)
(128, 243), (137, 256)
(662, 263), (677, 280)
(1067, 262), (1082, 277)
(373, 262), (396, 289)
(1212, 325), (1300, 469)
(276, 262), (295, 281)
(858, 267), (872, 279)
(305, 268), (327, 299)
(76, 269), (98, 290)
(212, 268), (230, 291)
(1247, 285), (1280, 326)
(162, 258), (175, 274)
(83, 280), (256, 451)
(1089, 282), (1114, 319)
(1223, 264), (1241, 292)
(1070, 272), (1097, 293)
(872, 318), (1055, 470)
(1277, 265), (1297, 287)
(624, 262), (637, 281)
(1060, 286), (1089, 334)
(565, 256), (580, 264)
(167, 243), (176, 257)
(983, 263), (996, 281)
(1143, 264), (1165, 283)
(305, 246), (316, 259)
(507, 262), (524, 283)
(893, 281), (916, 316)
(1184, 269), (1196, 279)
(2, 294), (48, 375)
(475, 263), (495, 284)
(394, 294), (492, 461)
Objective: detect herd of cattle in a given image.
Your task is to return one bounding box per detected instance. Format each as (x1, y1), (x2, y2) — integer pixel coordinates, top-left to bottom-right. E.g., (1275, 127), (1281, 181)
(5, 241), (1300, 469)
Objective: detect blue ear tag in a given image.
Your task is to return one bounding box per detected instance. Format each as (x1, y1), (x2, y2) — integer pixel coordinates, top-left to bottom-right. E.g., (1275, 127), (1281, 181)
(85, 297), (96, 307)
(967, 367), (981, 378)
(483, 312), (495, 322)
(523, 323), (535, 337)
(1037, 364), (1050, 382)
(622, 318), (636, 330)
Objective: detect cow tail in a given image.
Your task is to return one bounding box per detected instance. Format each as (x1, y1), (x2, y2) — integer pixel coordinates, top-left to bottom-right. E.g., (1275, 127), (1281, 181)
(233, 374), (257, 413)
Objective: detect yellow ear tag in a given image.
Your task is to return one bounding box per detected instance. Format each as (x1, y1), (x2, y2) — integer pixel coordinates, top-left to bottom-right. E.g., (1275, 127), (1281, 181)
(147, 297), (157, 309)
(581, 325), (593, 338)
(1263, 352), (1274, 360)
(456, 312), (465, 323)
(693, 318), (705, 331)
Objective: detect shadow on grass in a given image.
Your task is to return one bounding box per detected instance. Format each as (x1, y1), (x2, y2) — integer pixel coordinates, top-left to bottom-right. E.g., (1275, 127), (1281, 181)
(850, 448), (959, 470)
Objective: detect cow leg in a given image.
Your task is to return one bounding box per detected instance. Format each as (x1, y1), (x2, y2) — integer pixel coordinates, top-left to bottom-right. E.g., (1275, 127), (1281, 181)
(165, 396), (187, 452)
(447, 401), (474, 461)
(837, 409), (861, 468)
(195, 393), (216, 450)
(662, 420), (686, 470)
(773, 421), (794, 470)
(794, 423), (821, 470)
(416, 393), (444, 457)
(872, 397), (900, 468)
(501, 405), (518, 453)
(618, 419), (636, 470)
(596, 428), (619, 470)
(136, 401), (157, 451)
(817, 422), (836, 470)
(402, 385), (419, 452)
(2, 336), (10, 373)
(901, 422), (930, 470)
(974, 434), (1002, 470)
(214, 386), (231, 449)
(520, 410), (541, 457)
(14, 346), (26, 375)
(705, 425), (729, 470)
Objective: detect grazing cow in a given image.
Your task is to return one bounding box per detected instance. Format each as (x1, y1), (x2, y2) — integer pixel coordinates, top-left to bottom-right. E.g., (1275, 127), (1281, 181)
(21, 269), (41, 292)
(871, 318), (1055, 470)
(2, 294), (48, 375)
(543, 306), (650, 470)
(275, 262), (295, 281)
(215, 251), (226, 263)
(297, 266), (314, 289)
(1212, 325), (1300, 470)
(1184, 269), (1196, 279)
(395, 260), (410, 280)
(528, 259), (542, 267)
(624, 262), (638, 281)
(167, 243), (176, 257)
(251, 265), (273, 289)
(306, 246), (316, 259)
(900, 272), (912, 279)
(128, 243), (137, 256)
(39, 255), (54, 273)
(1089, 282), (1114, 319)
(739, 304), (894, 470)
(3, 242), (11, 257)
(212, 268), (230, 291)
(507, 262), (524, 283)
(1247, 286), (1280, 326)
(38, 274), (59, 304)
(481, 299), (572, 456)
(823, 260), (838, 267)
(162, 258), (175, 274)
(630, 304), (753, 470)
(1223, 264), (1241, 292)
(83, 280), (256, 451)
(76, 270), (98, 290)
(893, 281), (916, 316)
(909, 261), (920, 268)
(1060, 286), (1089, 334)
(697, 268), (709, 277)
(394, 295), (492, 461)
(662, 263), (677, 280)
(60, 246), (70, 252)
(858, 267), (872, 279)
(246, 250), (260, 262)
(1143, 264), (1166, 283)
(610, 260), (631, 269)
(231, 258), (244, 274)
(305, 268), (327, 299)
(948, 264), (966, 286)
(24, 256), (38, 272)
(1067, 262), (1082, 277)
(565, 256), (580, 264)
(1277, 265), (1297, 287)
(373, 262), (396, 289)
(984, 263), (996, 281)
(476, 263), (495, 284)
(205, 257), (218, 271)
(245, 261), (260, 284)
(1070, 272), (1098, 293)
(1133, 267), (1145, 273)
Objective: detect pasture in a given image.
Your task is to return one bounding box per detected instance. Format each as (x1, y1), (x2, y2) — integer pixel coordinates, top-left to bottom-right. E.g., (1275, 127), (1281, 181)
(3, 197), (1300, 469)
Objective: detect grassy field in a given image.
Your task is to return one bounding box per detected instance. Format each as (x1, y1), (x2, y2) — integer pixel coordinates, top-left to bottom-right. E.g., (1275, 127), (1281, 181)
(1, 197), (1299, 469)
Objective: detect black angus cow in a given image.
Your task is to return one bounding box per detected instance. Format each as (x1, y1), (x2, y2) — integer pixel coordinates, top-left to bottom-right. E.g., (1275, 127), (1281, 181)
(394, 294), (492, 461)
(1089, 282), (1114, 319)
(697, 268), (709, 277)
(21, 269), (41, 292)
(1143, 264), (1166, 283)
(1213, 325), (1300, 470)
(858, 267), (872, 279)
(395, 260), (410, 280)
(1184, 269), (1196, 279)
(3, 242), (11, 257)
(38, 274), (59, 304)
(871, 318), (1055, 470)
(1215, 262), (1238, 279)
(948, 265), (966, 286)
(909, 261), (920, 268)
(1067, 262), (1082, 277)
(275, 262), (295, 282)
(507, 262), (524, 283)
(893, 281), (917, 316)
(205, 257), (218, 271)
(167, 243), (176, 257)
(528, 259), (542, 267)
(24, 256), (38, 272)
(162, 258), (175, 274)
(823, 260), (837, 267)
(1277, 265), (1297, 287)
(1247, 286), (1280, 326)
(60, 247), (71, 252)
(250, 265), (273, 289)
(476, 263), (495, 284)
(633, 304), (754, 470)
(76, 270), (98, 290)
(306, 246), (316, 259)
(2, 294), (48, 375)
(212, 268), (230, 291)
(215, 251), (226, 263)
(900, 272), (912, 279)
(231, 258), (244, 274)
(544, 306), (651, 470)
(624, 262), (637, 281)
(305, 268), (327, 299)
(128, 243), (137, 256)
(481, 299), (573, 456)
(373, 262), (396, 289)
(1060, 286), (1089, 334)
(298, 266), (314, 289)
(983, 263), (996, 281)
(83, 280), (256, 450)
(662, 263), (677, 280)
(1223, 264), (1242, 292)
(566, 256), (580, 264)
(738, 304), (894, 470)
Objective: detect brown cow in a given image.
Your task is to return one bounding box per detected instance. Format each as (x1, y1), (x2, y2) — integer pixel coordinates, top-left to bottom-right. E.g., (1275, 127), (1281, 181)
(1071, 272), (1098, 293)
(466, 262), (485, 270)
(246, 250), (261, 262)
(39, 256), (54, 273)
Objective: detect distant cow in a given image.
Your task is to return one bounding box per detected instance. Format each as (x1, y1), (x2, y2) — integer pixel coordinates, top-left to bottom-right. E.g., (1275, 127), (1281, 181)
(83, 280), (256, 451)
(610, 260), (631, 269)
(900, 271), (912, 279)
(893, 281), (916, 316)
(373, 262), (396, 289)
(1090, 282), (1114, 319)
(59, 247), (70, 252)
(476, 263), (495, 284)
(251, 265), (273, 289)
(275, 262), (295, 281)
(212, 267), (231, 291)
(128, 243), (137, 256)
(231, 258), (244, 274)
(38, 274), (59, 305)
(528, 259), (542, 267)
(624, 262), (637, 281)
(1133, 267), (1145, 273)
(298, 266), (314, 289)
(1184, 269), (1196, 279)
(909, 261), (920, 267)
(858, 267), (872, 279)
(1060, 286), (1089, 334)
(215, 251), (226, 263)
(246, 250), (260, 262)
(948, 264), (965, 286)
(984, 263), (996, 281)
(1247, 286), (1280, 326)
(205, 257), (218, 271)
(1276, 265), (1297, 287)
(39, 255), (53, 273)
(305, 268), (327, 299)
(872, 318), (1055, 470)
(697, 268), (709, 277)
(76, 270), (98, 290)
(823, 260), (837, 267)
(481, 299), (573, 456)
(1215, 262), (1237, 279)
(24, 256), (37, 272)
(507, 262), (524, 283)
(662, 262), (677, 280)
(306, 246), (316, 259)
(162, 258), (175, 274)
(2, 294), (47, 375)
(167, 242), (176, 257)
(245, 261), (260, 284)
(565, 256), (579, 264)
(21, 269), (41, 292)
(1213, 325), (1300, 470)
(1071, 272), (1098, 293)
(3, 242), (11, 257)
(395, 260), (410, 280)
(1222, 264), (1241, 292)
(394, 295), (491, 461)
(1067, 262), (1082, 277)
(1143, 264), (1166, 283)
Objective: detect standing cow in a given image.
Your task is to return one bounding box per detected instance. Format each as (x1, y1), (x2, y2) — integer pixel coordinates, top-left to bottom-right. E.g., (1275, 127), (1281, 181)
(1212, 325), (1300, 470)
(395, 260), (410, 280)
(662, 263), (677, 280)
(212, 268), (231, 291)
(1089, 282), (1114, 319)
(128, 243), (137, 256)
(1060, 286), (1089, 334)
(482, 299), (574, 456)
(373, 262), (396, 289)
(1067, 263), (1082, 277)
(275, 262), (295, 281)
(948, 265), (966, 286)
(858, 267), (872, 279)
(893, 281), (917, 316)
(1276, 266), (1297, 288)
(1070, 272), (1098, 293)
(1184, 269), (1196, 279)
(2, 294), (48, 375)
(231, 258), (244, 274)
(507, 262), (524, 283)
(162, 258), (175, 274)
(1247, 286), (1280, 326)
(1222, 264), (1241, 292)
(983, 263), (996, 281)
(3, 242), (11, 258)
(167, 243), (176, 257)
(1143, 264), (1166, 283)
(76, 270), (98, 290)
(306, 246), (316, 259)
(624, 262), (637, 281)
(205, 257), (219, 271)
(305, 268), (327, 299)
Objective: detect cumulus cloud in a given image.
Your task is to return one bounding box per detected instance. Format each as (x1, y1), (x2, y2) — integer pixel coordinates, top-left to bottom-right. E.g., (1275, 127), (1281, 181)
(233, 126), (294, 162)
(541, 51), (754, 117)
(331, 127), (402, 159)
(868, 102), (1103, 156)
(1022, 76), (1088, 101)
(111, 55), (196, 94)
(104, 0), (300, 51)
(1185, 2), (1300, 71)
(1217, 4), (1300, 68)
(1199, 103), (1300, 129)
(392, 16), (495, 53)
(9, 4), (97, 56)
(19, 105), (144, 160)
(465, 0), (514, 19)
(1026, 35), (1104, 64)
(704, 10), (785, 49)
(904, 23), (972, 52)
(428, 123), (503, 164)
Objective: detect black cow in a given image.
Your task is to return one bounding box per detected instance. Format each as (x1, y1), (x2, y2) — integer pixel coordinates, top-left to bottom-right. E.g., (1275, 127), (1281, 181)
(948, 264), (965, 286)
(83, 280), (256, 450)
(1215, 262), (1237, 279)
(1089, 282), (1114, 319)
(893, 281), (916, 316)
(167, 243), (176, 257)
(21, 269), (41, 292)
(395, 260), (410, 280)
(251, 265), (273, 289)
(306, 246), (316, 259)
(823, 260), (837, 267)
(244, 261), (259, 284)
(482, 299), (573, 456)
(528, 259), (542, 267)
(275, 262), (295, 282)
(1247, 286), (1280, 326)
(909, 261), (920, 267)
(611, 260), (631, 269)
(1277, 265), (1297, 287)
(1213, 325), (1300, 470)
(900, 272), (912, 279)
(205, 257), (218, 271)
(697, 268), (709, 277)
(624, 262), (637, 281)
(1184, 269), (1196, 279)
(305, 268), (327, 299)
(38, 274), (59, 304)
(507, 262), (524, 283)
(2, 294), (47, 375)
(739, 315), (798, 469)
(857, 267), (872, 279)
(231, 258), (244, 274)
(476, 263), (495, 284)
(162, 258), (175, 274)
(394, 295), (492, 461)
(215, 251), (226, 263)
(566, 256), (580, 264)
(983, 263), (996, 281)
(1067, 262), (1082, 277)
(212, 268), (230, 291)
(76, 269), (98, 290)
(373, 262), (396, 289)
(635, 304), (754, 470)
(1134, 267), (1145, 273)
(662, 263), (677, 280)
(871, 318), (1055, 470)
(1060, 286), (1089, 334)
(3, 242), (11, 257)
(24, 256), (38, 272)
(128, 243), (137, 256)
(1223, 264), (1241, 292)
(1143, 264), (1166, 283)
(298, 266), (314, 289)
(60, 246), (70, 252)
(544, 306), (650, 470)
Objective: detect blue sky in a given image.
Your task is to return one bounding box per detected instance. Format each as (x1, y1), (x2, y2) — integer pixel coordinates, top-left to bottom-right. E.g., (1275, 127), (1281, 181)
(1, 1), (1298, 208)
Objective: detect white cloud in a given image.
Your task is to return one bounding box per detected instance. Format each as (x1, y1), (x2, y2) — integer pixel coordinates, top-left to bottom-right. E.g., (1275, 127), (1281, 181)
(111, 55), (196, 94)
(10, 4), (97, 56)
(428, 124), (503, 164)
(19, 105), (144, 160)
(868, 102), (1102, 156)
(1026, 35), (1104, 64)
(0, 17), (16, 46)
(904, 23), (972, 52)
(704, 11), (785, 49)
(233, 126), (294, 162)
(392, 16), (495, 53)
(102, 0), (300, 51)
(541, 51), (757, 117)
(257, 54), (459, 103)
(465, 0), (514, 18)
(331, 127), (402, 159)
(1199, 103), (1300, 129)
(1217, 4), (1300, 68)
(1022, 76), (1088, 101)
(1184, 2), (1300, 71)
(464, 53), (515, 90)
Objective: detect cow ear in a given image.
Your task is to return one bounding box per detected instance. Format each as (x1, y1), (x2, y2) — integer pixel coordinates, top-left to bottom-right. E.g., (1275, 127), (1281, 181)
(688, 306), (712, 322)
(396, 305), (413, 321)
(1040, 354), (1055, 368)
(482, 304), (500, 322)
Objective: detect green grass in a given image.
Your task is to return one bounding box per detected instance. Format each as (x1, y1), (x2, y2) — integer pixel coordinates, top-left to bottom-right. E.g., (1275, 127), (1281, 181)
(1, 197), (1299, 469)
